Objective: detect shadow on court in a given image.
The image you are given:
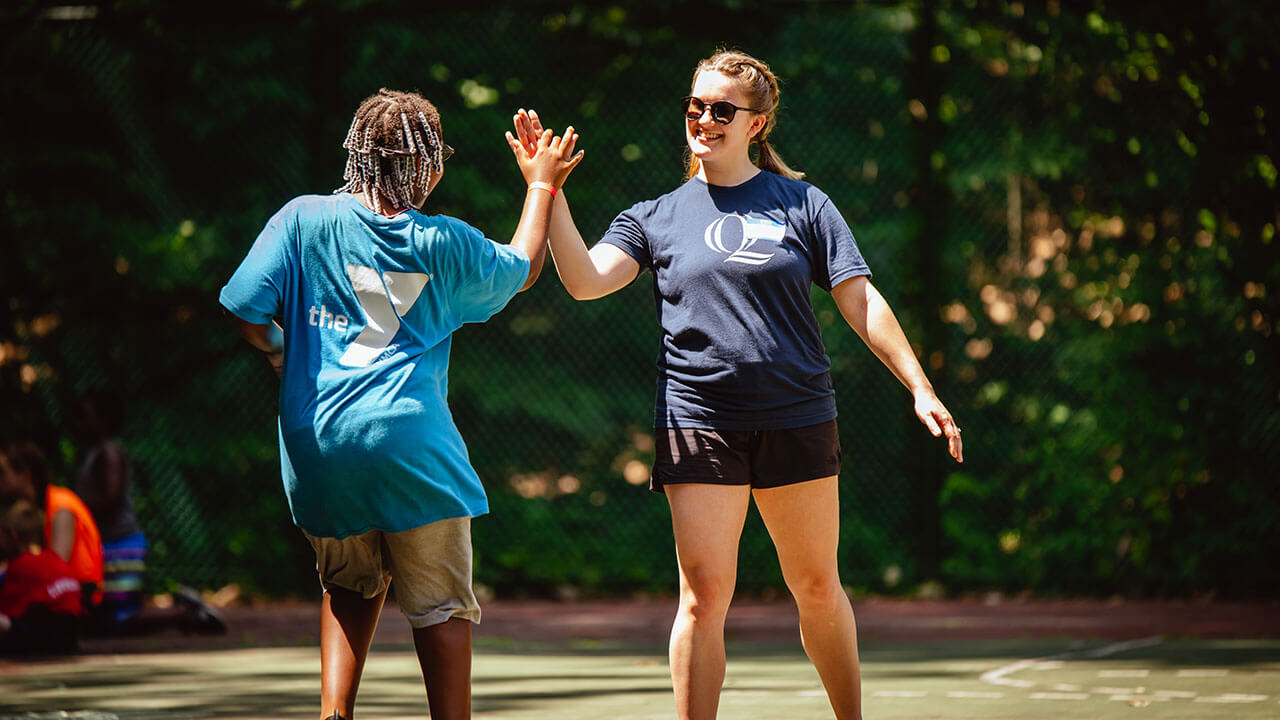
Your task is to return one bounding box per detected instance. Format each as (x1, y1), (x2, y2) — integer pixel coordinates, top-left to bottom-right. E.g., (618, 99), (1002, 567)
(2, 599), (1278, 719)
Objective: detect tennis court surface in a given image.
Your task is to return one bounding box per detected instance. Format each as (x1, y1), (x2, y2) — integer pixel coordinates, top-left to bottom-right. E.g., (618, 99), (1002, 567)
(3, 598), (1278, 719)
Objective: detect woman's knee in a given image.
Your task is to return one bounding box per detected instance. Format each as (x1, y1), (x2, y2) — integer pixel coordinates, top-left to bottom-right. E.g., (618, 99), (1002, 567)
(785, 567), (846, 611)
(679, 568), (736, 618)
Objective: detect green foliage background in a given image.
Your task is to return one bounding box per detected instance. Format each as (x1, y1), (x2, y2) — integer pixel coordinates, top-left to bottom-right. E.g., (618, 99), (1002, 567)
(1, 1), (1276, 598)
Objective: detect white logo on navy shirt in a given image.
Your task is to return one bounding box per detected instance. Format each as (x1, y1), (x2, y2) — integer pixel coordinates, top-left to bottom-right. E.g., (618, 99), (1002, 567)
(703, 213), (787, 265)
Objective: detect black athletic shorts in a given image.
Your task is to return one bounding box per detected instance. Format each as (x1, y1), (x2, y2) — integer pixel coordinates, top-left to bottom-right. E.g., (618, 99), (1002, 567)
(650, 419), (841, 492)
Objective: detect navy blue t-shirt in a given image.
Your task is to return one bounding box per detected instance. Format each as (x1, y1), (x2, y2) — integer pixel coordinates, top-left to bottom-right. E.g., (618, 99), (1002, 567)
(600, 171), (872, 430)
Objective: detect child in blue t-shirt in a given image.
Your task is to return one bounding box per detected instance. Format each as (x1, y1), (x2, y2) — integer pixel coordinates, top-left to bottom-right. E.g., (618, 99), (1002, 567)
(220, 88), (581, 720)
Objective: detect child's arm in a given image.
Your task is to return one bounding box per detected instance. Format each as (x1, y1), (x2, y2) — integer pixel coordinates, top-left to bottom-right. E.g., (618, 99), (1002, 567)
(48, 509), (76, 563)
(225, 312), (284, 376)
(504, 126), (584, 291)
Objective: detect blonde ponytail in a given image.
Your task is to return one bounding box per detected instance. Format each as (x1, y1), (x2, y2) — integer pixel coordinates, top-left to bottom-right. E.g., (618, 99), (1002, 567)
(753, 137), (802, 180)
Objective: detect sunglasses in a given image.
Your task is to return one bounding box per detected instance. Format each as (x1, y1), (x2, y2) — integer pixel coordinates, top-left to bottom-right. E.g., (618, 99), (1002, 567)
(368, 142), (454, 161)
(681, 96), (760, 125)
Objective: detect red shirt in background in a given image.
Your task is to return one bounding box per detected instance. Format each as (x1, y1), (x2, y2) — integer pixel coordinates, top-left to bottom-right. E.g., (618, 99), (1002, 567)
(0, 548), (85, 619)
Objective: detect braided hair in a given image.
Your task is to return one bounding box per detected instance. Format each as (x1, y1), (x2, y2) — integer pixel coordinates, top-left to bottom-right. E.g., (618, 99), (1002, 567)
(335, 89), (446, 215)
(684, 50), (804, 181)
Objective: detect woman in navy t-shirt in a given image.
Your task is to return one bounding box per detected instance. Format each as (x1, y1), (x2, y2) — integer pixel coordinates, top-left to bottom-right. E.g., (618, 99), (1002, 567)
(512, 50), (963, 720)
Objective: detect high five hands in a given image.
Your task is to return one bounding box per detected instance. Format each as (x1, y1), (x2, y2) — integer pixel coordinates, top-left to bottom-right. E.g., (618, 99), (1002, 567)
(510, 109), (553, 160)
(505, 109), (583, 189)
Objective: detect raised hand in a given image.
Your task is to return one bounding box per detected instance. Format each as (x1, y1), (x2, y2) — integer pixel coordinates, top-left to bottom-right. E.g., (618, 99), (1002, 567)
(512, 108), (547, 158)
(505, 114), (583, 189)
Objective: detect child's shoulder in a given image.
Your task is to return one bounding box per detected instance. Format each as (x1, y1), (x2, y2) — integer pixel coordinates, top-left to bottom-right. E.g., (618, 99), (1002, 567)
(280, 193), (349, 218)
(11, 548), (76, 575)
(406, 212), (487, 246)
(255, 194), (348, 235)
(412, 211), (476, 233)
(3, 549), (78, 596)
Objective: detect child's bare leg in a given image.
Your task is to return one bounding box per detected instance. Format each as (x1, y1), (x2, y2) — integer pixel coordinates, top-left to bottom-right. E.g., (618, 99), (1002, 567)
(320, 586), (388, 719)
(413, 616), (473, 720)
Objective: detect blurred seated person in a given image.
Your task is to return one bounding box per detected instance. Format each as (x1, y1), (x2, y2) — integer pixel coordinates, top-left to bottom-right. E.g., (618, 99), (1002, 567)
(3, 439), (225, 636)
(73, 390), (147, 631)
(0, 441), (104, 608)
(0, 499), (83, 654)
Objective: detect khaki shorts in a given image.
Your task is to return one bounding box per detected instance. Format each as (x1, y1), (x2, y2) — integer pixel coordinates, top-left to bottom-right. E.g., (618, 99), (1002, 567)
(304, 516), (480, 628)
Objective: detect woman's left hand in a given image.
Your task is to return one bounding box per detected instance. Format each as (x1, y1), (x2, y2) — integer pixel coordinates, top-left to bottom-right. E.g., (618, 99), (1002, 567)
(914, 390), (963, 462)
(513, 108), (546, 156)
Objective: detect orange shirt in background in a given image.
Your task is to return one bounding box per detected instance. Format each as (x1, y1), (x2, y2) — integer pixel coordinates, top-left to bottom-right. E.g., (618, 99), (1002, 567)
(45, 484), (104, 603)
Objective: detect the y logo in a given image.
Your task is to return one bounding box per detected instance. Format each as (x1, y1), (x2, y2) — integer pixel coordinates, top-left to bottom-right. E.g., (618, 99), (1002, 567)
(338, 265), (431, 367)
(704, 213), (787, 265)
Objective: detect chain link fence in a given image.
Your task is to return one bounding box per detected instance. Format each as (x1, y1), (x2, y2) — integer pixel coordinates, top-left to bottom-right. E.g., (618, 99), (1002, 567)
(3, 3), (1276, 598)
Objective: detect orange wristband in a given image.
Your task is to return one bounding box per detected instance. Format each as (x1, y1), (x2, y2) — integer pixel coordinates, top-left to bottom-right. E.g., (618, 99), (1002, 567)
(528, 181), (557, 197)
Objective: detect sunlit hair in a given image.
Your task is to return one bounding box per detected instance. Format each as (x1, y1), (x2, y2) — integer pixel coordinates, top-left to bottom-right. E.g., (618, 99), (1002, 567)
(335, 88), (445, 215)
(684, 50), (804, 182)
(0, 500), (46, 559)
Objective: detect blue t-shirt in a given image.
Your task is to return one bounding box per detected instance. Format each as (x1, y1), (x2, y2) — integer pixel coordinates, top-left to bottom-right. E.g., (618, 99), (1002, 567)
(219, 193), (529, 538)
(600, 171), (871, 430)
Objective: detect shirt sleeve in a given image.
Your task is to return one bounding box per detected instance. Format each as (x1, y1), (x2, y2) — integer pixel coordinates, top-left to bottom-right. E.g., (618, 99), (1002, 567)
(597, 204), (652, 270)
(444, 221), (531, 325)
(811, 194), (872, 292)
(219, 205), (293, 324)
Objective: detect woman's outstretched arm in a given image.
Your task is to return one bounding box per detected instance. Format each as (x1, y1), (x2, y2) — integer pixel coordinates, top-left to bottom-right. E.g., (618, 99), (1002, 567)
(833, 275), (964, 462)
(545, 190), (639, 300)
(509, 110), (639, 300)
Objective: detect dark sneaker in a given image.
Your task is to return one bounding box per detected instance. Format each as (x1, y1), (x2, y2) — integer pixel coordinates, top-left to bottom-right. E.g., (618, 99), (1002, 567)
(174, 586), (228, 635)
(178, 604), (228, 635)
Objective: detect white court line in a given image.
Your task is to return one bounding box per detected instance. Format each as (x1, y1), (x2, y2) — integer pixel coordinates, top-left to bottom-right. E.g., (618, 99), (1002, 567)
(1093, 686), (1139, 694)
(980, 636), (1163, 690)
(1194, 693), (1268, 703)
(1049, 683), (1082, 691)
(947, 691), (1004, 699)
(979, 659), (1040, 688)
(1030, 692), (1089, 700)
(1178, 668), (1228, 677)
(1154, 689), (1198, 698)
(1098, 669), (1149, 677)
(1109, 694), (1171, 702)
(1080, 636), (1165, 658)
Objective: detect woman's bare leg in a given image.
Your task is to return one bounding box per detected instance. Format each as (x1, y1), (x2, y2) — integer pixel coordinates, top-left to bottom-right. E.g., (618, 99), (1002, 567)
(665, 483), (751, 720)
(754, 477), (861, 720)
